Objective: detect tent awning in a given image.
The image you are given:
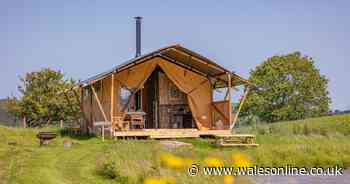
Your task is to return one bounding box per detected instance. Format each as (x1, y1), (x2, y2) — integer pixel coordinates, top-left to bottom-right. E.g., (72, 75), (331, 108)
(76, 44), (252, 89)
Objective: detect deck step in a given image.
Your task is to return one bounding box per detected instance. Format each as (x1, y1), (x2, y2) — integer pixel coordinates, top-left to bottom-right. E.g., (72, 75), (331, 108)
(213, 134), (258, 147)
(219, 143), (259, 147)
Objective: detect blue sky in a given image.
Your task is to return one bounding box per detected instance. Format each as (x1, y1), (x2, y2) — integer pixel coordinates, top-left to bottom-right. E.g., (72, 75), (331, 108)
(1, 1), (349, 110)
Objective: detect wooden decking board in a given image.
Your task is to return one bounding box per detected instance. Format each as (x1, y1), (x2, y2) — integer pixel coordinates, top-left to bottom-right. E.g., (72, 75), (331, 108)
(112, 129), (254, 140)
(112, 129), (258, 147)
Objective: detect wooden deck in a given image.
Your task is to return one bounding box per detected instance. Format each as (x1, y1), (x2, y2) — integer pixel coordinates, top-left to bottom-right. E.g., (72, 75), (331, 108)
(112, 128), (258, 147)
(112, 128), (232, 139)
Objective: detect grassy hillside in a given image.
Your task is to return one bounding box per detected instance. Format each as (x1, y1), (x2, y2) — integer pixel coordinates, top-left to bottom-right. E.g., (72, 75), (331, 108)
(0, 114), (350, 184)
(236, 114), (350, 168)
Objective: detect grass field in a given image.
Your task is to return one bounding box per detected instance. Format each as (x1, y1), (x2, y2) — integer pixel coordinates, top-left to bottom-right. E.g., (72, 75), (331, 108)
(0, 114), (349, 184)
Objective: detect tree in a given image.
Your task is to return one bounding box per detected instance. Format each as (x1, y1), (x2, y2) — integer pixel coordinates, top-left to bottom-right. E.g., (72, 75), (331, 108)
(6, 68), (80, 127)
(242, 52), (331, 122)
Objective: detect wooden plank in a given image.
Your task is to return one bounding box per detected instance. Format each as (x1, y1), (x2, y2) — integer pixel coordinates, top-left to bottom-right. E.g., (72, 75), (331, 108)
(232, 86), (250, 127)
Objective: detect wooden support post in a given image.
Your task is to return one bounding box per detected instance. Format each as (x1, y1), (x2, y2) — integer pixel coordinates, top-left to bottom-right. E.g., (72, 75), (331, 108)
(110, 73), (115, 136)
(23, 116), (26, 128)
(227, 73), (232, 125)
(91, 85), (108, 141)
(60, 119), (63, 128)
(232, 86), (250, 128)
(224, 88), (230, 100)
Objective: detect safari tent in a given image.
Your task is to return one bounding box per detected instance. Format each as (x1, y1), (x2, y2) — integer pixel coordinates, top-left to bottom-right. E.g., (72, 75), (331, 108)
(74, 44), (252, 138)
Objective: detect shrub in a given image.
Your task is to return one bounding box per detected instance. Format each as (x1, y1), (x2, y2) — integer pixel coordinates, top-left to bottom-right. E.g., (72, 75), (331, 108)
(97, 159), (129, 183)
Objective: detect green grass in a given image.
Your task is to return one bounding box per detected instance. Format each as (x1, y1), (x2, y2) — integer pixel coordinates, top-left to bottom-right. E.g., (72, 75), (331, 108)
(235, 114), (350, 168)
(0, 114), (350, 184)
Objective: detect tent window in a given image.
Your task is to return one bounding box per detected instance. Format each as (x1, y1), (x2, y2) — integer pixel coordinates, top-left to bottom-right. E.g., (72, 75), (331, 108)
(213, 88), (226, 102)
(119, 87), (131, 112)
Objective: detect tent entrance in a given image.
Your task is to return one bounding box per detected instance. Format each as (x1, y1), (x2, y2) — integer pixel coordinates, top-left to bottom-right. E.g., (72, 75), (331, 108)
(141, 66), (195, 129)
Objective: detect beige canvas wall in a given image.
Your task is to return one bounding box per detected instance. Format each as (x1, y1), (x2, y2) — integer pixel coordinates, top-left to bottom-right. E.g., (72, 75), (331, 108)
(82, 56), (213, 130)
(113, 57), (212, 130)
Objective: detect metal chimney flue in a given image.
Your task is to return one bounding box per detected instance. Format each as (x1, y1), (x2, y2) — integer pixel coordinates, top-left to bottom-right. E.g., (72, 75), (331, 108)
(135, 16), (142, 57)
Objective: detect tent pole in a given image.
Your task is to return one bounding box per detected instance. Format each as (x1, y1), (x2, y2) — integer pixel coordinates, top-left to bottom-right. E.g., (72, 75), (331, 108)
(232, 85), (250, 127)
(224, 87), (230, 100)
(227, 73), (232, 127)
(110, 73), (115, 137)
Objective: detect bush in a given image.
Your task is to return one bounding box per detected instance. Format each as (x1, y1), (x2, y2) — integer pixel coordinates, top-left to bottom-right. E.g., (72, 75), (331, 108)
(97, 159), (129, 183)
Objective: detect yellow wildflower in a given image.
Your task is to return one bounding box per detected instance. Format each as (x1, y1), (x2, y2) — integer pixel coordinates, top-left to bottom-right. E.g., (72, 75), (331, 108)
(144, 177), (175, 184)
(144, 178), (163, 184)
(183, 157), (196, 166)
(223, 175), (235, 184)
(231, 153), (251, 168)
(204, 157), (224, 167)
(160, 153), (185, 169)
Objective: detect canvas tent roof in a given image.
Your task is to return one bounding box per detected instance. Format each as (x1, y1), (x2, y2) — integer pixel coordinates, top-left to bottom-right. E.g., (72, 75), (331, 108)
(77, 44), (251, 88)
